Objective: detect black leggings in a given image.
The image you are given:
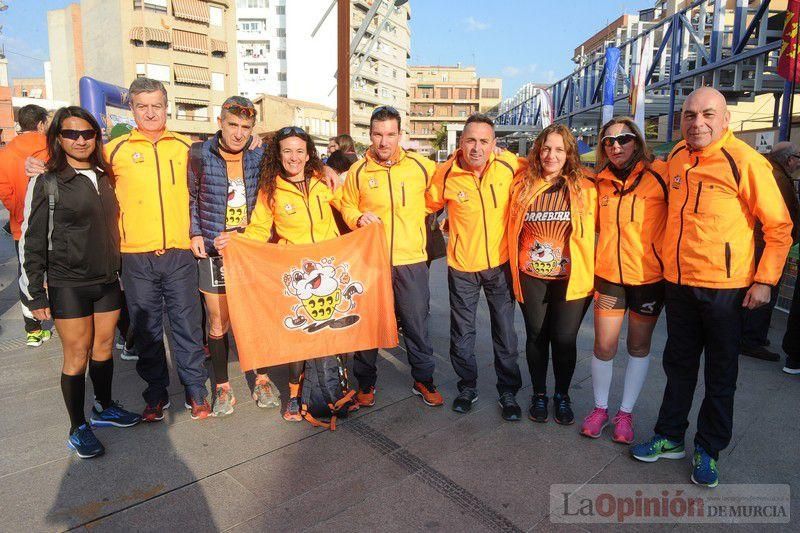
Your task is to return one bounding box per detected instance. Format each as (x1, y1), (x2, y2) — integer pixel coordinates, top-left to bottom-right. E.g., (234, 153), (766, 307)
(519, 275), (590, 396)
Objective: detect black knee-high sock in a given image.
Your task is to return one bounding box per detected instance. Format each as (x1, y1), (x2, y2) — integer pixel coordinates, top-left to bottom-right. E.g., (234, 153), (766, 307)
(209, 334), (229, 384)
(61, 373), (87, 433)
(89, 359), (114, 410)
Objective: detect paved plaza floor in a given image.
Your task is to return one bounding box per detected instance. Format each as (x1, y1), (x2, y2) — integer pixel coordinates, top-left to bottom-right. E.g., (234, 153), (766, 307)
(0, 209), (796, 532)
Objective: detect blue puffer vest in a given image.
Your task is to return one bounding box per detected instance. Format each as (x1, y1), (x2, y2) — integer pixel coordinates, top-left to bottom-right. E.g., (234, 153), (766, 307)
(188, 133), (263, 256)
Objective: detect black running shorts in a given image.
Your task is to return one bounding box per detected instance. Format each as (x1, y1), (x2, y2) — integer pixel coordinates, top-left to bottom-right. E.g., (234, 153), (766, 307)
(593, 276), (665, 320)
(48, 280), (123, 319)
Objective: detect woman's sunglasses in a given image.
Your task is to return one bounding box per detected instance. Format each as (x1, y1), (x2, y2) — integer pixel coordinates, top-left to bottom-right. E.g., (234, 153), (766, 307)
(601, 133), (637, 148)
(60, 129), (97, 141)
(277, 126), (307, 139)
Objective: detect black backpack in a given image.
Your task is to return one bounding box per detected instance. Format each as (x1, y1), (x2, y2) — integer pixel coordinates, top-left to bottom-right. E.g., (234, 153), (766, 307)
(300, 355), (358, 430)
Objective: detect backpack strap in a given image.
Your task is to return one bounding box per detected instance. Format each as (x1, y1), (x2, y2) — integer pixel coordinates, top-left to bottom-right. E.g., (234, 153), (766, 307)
(43, 174), (59, 251)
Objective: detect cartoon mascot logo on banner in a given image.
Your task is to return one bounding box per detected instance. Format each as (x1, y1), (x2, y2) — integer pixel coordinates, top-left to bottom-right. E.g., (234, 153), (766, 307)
(282, 258), (364, 333)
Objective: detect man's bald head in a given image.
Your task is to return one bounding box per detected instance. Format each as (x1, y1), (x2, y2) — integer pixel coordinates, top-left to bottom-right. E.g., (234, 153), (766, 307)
(680, 87), (730, 150)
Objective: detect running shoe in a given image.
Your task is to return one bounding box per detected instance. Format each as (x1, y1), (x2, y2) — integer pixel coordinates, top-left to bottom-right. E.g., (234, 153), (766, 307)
(26, 329), (52, 347)
(630, 434), (686, 462)
(552, 393), (574, 425)
(212, 386), (236, 417)
(611, 410), (634, 444)
(528, 393), (548, 422)
(581, 407), (609, 438)
(252, 379), (280, 408)
(67, 424), (105, 459)
(355, 386), (375, 407)
(498, 392), (521, 421)
(451, 388), (478, 413)
(283, 396), (302, 422)
(783, 355), (800, 375)
(120, 344), (139, 361)
(142, 399), (171, 423)
(412, 381), (444, 407)
(90, 401), (141, 428)
(691, 445), (719, 488)
(184, 397), (212, 420)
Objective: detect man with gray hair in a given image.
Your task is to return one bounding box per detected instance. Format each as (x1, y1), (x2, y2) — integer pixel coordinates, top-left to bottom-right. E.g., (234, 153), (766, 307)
(104, 77), (215, 421)
(740, 141), (800, 361)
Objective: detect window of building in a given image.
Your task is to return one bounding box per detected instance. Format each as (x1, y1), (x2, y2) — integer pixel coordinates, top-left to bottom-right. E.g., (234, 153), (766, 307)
(133, 0), (167, 13)
(277, 50), (286, 59)
(136, 63), (170, 83)
(481, 88), (500, 99)
(457, 88), (469, 99)
(278, 72), (287, 81)
(276, 5), (285, 14)
(277, 28), (286, 37)
(176, 103), (209, 122)
(437, 87), (451, 99)
(209, 6), (223, 27)
(240, 41), (269, 58)
(211, 72), (225, 91)
(245, 63), (268, 75)
(237, 0), (267, 7)
(239, 19), (264, 32)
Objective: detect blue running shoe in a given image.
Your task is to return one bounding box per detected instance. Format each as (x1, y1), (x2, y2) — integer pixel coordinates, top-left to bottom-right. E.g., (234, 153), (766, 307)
(90, 401), (142, 428)
(67, 424), (105, 459)
(691, 445), (719, 488)
(630, 434), (686, 462)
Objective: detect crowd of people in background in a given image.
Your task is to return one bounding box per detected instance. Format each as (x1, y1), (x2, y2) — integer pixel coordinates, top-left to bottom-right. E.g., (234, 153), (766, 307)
(0, 77), (798, 490)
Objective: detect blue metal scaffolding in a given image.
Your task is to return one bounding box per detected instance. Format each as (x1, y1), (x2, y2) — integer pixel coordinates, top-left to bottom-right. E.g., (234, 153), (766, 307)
(496, 0), (791, 142)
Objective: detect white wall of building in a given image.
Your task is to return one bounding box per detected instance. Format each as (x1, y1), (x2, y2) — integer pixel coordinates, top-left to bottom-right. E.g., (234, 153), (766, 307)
(236, 0), (286, 99)
(284, 0), (337, 109)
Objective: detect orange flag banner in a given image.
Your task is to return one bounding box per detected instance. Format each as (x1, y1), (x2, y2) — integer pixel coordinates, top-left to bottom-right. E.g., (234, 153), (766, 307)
(778, 0), (800, 83)
(222, 223), (398, 371)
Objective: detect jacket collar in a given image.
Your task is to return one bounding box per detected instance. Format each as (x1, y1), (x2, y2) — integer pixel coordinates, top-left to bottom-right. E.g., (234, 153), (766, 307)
(450, 149), (497, 177)
(683, 128), (733, 158)
(55, 165), (104, 182)
(596, 160), (646, 185)
(275, 173), (324, 196)
(128, 128), (180, 144)
(209, 131), (253, 157)
(365, 145), (406, 170)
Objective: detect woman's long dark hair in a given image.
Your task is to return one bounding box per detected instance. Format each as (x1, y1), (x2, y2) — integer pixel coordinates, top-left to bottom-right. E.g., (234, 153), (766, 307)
(259, 128), (325, 207)
(46, 106), (113, 180)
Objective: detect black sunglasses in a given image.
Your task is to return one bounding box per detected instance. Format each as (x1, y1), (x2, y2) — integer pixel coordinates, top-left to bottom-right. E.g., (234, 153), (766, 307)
(277, 126), (307, 139)
(60, 129), (97, 141)
(601, 133), (637, 148)
(371, 105), (399, 118)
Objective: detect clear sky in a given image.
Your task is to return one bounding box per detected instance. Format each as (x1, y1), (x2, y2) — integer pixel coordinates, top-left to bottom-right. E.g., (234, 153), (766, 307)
(2, 0), (653, 100)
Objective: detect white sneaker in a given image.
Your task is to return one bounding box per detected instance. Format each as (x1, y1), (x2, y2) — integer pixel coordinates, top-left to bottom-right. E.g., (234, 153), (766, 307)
(120, 345), (139, 361)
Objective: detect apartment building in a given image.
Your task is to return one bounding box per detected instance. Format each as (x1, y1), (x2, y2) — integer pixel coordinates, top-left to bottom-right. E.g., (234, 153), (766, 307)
(235, 0), (411, 145)
(12, 78), (47, 99)
(48, 0), (238, 138)
(407, 65), (502, 156)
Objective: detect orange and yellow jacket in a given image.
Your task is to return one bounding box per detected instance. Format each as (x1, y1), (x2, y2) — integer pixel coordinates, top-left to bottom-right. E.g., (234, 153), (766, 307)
(595, 159), (668, 285)
(664, 129), (793, 288)
(0, 132), (48, 240)
(426, 149), (521, 272)
(507, 173), (597, 302)
(106, 129), (193, 253)
(242, 175), (341, 245)
(340, 148), (436, 266)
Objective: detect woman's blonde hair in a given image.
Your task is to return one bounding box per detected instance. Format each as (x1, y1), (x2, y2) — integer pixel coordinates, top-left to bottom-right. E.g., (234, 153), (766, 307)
(517, 123), (584, 207)
(595, 116), (652, 172)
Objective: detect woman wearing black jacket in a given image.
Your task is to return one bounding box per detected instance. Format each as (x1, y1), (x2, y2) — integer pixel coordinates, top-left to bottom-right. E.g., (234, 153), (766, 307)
(19, 106), (140, 459)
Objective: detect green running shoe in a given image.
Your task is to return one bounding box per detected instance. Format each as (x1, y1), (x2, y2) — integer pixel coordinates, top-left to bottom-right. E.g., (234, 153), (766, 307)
(691, 445), (719, 488)
(26, 329), (52, 347)
(630, 434), (686, 462)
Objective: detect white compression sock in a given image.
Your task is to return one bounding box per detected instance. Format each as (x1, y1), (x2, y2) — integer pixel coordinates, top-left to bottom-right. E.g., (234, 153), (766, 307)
(620, 354), (650, 413)
(591, 355), (614, 410)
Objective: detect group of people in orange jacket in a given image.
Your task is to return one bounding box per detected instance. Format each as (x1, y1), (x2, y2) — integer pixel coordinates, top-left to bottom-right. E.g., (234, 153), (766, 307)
(1, 79), (795, 490)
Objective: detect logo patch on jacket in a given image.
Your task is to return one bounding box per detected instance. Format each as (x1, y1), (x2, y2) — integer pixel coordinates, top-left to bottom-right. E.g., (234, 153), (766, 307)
(456, 190), (469, 203)
(284, 203), (296, 215)
(368, 178), (378, 189)
(132, 152), (144, 163)
(600, 195), (609, 207)
(672, 176), (681, 189)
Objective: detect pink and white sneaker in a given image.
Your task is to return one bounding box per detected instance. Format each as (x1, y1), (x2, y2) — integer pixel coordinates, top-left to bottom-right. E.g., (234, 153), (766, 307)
(580, 407), (609, 438)
(612, 410), (634, 444)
